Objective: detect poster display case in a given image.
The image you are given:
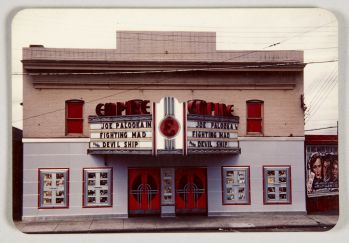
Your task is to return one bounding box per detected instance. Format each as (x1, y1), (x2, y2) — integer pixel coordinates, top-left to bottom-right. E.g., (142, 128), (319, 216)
(222, 166), (250, 204)
(161, 168), (175, 205)
(83, 168), (112, 207)
(263, 166), (291, 204)
(39, 169), (69, 208)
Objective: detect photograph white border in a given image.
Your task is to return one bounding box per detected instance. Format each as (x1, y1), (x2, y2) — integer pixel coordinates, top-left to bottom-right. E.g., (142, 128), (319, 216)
(1, 1), (348, 243)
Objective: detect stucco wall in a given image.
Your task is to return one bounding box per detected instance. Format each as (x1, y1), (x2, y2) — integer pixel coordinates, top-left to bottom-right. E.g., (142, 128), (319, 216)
(22, 139), (305, 220)
(208, 138), (306, 214)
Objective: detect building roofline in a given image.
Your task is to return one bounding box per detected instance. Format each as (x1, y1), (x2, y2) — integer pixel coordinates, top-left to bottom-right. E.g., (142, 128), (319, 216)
(22, 46), (304, 65)
(22, 59), (306, 73)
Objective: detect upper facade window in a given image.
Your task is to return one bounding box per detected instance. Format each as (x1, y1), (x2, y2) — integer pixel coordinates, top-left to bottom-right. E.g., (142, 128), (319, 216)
(66, 99), (84, 134)
(246, 100), (263, 135)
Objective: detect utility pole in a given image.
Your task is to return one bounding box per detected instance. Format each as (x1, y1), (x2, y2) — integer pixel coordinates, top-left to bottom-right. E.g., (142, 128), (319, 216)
(337, 120), (338, 137)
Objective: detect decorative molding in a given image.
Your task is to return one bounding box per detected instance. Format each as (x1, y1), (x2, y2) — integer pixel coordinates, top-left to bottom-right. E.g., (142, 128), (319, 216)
(188, 114), (239, 123)
(188, 148), (241, 154)
(156, 149), (183, 155)
(22, 136), (304, 144)
(22, 59), (305, 72)
(33, 84), (297, 90)
(88, 114), (152, 123)
(23, 138), (90, 143)
(23, 136), (305, 143)
(239, 136), (305, 141)
(88, 149), (153, 155)
(208, 211), (306, 217)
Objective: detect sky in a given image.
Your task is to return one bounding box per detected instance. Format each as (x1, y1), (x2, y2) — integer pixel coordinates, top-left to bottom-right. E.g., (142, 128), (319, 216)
(11, 8), (339, 134)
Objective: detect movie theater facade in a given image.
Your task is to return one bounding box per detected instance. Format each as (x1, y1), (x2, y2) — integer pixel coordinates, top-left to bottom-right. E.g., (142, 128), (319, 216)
(22, 31), (306, 220)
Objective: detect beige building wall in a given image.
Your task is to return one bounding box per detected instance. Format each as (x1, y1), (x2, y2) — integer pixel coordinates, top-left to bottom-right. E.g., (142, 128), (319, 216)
(23, 72), (304, 138)
(22, 31), (305, 138)
(21, 32), (306, 218)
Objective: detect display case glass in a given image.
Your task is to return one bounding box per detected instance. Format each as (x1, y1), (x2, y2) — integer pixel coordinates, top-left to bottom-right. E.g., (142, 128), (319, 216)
(83, 168), (112, 207)
(222, 166), (250, 204)
(161, 168), (175, 205)
(39, 169), (69, 208)
(263, 166), (291, 204)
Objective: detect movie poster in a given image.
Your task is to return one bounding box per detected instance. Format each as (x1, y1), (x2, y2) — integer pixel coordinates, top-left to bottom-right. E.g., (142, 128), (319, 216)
(306, 152), (339, 197)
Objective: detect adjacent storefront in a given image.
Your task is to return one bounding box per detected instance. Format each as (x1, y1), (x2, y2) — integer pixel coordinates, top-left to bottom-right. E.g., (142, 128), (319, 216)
(305, 135), (339, 213)
(22, 31), (307, 220)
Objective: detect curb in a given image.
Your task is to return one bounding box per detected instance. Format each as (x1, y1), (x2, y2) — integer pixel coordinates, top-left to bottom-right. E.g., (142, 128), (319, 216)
(20, 224), (337, 234)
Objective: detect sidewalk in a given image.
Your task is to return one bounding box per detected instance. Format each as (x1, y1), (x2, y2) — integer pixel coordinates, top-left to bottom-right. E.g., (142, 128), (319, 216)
(14, 213), (339, 233)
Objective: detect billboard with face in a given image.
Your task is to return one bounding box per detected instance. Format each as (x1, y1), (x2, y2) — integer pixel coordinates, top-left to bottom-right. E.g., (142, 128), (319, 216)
(306, 151), (338, 197)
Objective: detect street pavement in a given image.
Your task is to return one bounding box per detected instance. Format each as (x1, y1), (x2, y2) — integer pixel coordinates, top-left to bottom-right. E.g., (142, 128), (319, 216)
(13, 212), (339, 233)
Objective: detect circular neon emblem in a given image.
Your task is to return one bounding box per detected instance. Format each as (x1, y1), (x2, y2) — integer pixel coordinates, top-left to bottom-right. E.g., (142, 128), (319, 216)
(159, 116), (180, 138)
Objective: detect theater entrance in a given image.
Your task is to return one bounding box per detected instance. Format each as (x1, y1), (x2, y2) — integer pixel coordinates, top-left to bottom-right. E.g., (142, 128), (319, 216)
(128, 168), (161, 216)
(175, 167), (207, 215)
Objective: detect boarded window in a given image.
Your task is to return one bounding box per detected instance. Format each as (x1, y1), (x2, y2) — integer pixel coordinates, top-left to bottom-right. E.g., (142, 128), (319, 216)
(247, 101), (263, 134)
(66, 100), (84, 134)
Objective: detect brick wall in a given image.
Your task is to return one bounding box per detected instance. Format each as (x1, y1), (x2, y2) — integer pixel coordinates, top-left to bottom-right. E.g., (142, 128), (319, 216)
(23, 71), (304, 138)
(22, 31), (304, 138)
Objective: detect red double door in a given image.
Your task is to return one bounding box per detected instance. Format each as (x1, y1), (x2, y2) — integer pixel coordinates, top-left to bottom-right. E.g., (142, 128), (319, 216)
(128, 167), (207, 216)
(175, 168), (207, 215)
(128, 168), (161, 215)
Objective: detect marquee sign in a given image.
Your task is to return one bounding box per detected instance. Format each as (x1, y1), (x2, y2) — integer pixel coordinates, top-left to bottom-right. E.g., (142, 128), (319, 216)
(185, 99), (240, 154)
(186, 114), (239, 154)
(88, 97), (240, 155)
(88, 100), (154, 154)
(88, 115), (153, 154)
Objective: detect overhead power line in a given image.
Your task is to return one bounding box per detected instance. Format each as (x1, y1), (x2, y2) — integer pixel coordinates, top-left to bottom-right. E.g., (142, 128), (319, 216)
(13, 20), (338, 124)
(12, 59), (339, 76)
(13, 46), (338, 53)
(305, 68), (337, 115)
(13, 88), (139, 123)
(305, 63), (337, 94)
(13, 74), (179, 123)
(13, 59), (337, 123)
(14, 21), (337, 56)
(305, 71), (337, 123)
(215, 20), (336, 63)
(265, 20), (336, 49)
(305, 83), (337, 123)
(305, 125), (337, 132)
(16, 35), (337, 46)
